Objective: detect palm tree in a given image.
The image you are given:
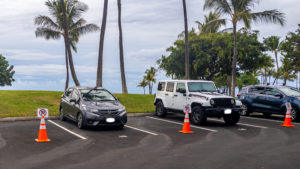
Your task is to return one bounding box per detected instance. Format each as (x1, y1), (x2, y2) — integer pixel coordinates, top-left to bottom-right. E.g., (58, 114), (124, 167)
(196, 11), (226, 34)
(182, 0), (190, 80)
(117, 0), (128, 93)
(145, 67), (157, 95)
(204, 0), (285, 96)
(34, 0), (99, 89)
(263, 36), (282, 85)
(260, 54), (274, 85)
(96, 0), (108, 87)
(280, 57), (297, 84)
(137, 79), (148, 95)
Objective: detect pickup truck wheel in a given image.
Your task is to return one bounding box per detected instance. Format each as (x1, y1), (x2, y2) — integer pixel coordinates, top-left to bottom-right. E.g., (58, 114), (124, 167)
(156, 101), (167, 118)
(190, 106), (206, 125)
(223, 113), (240, 126)
(240, 103), (251, 116)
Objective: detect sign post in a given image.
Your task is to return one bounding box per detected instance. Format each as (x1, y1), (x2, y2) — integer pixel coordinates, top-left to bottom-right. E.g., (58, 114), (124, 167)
(37, 108), (49, 118)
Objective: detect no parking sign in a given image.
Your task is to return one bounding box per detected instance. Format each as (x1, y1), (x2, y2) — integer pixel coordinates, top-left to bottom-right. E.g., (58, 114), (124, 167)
(37, 108), (49, 118)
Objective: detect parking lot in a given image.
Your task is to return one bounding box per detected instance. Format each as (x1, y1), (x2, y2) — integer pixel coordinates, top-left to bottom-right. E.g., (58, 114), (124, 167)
(1, 113), (300, 169)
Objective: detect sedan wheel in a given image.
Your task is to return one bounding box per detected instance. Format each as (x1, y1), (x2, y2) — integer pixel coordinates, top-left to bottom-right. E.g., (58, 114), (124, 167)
(77, 113), (85, 129)
(59, 107), (66, 121)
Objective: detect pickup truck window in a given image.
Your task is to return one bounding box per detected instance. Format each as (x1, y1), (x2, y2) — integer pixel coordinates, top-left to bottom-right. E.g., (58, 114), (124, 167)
(166, 82), (175, 92)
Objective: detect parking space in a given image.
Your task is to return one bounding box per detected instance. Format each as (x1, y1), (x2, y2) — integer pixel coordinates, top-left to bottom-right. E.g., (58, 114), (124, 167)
(1, 114), (300, 169)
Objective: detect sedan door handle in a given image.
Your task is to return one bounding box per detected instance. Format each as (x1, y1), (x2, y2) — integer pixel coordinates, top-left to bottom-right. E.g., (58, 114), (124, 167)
(174, 94), (178, 97)
(165, 94), (169, 96)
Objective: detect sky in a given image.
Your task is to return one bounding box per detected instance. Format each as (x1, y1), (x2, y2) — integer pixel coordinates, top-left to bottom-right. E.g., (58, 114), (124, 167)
(0, 0), (299, 93)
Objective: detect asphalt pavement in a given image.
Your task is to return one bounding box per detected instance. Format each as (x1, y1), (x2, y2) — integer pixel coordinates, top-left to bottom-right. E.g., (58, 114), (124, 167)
(1, 113), (300, 169)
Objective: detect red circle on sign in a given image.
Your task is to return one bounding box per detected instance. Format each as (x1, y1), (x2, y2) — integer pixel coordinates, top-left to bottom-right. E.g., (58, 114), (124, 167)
(39, 109), (47, 116)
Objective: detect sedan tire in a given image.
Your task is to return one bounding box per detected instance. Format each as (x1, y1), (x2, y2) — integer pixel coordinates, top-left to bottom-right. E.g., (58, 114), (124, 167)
(77, 113), (86, 129)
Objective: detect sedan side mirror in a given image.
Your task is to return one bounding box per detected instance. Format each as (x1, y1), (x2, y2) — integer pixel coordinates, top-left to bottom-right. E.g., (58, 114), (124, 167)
(70, 98), (77, 104)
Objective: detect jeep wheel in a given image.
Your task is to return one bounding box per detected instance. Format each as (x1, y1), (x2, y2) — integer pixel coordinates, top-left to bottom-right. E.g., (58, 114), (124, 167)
(156, 101), (167, 118)
(190, 106), (207, 125)
(223, 113), (240, 126)
(291, 107), (299, 122)
(240, 102), (251, 116)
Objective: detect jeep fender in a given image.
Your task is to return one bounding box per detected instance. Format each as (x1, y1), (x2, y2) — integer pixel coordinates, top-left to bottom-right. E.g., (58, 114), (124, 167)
(154, 98), (166, 107)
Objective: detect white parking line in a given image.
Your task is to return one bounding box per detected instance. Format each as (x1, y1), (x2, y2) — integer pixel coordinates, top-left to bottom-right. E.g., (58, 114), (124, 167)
(146, 116), (218, 132)
(241, 116), (287, 124)
(208, 118), (268, 129)
(48, 120), (87, 140)
(125, 125), (158, 136)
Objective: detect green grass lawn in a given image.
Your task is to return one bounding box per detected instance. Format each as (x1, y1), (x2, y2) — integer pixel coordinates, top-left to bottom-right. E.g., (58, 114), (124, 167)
(0, 90), (155, 118)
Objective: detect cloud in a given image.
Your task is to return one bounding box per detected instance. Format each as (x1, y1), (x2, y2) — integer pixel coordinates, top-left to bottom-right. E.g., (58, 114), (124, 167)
(1, 49), (64, 61)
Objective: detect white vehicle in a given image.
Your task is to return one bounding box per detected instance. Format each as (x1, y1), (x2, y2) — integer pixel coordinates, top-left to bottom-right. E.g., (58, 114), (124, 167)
(154, 80), (242, 125)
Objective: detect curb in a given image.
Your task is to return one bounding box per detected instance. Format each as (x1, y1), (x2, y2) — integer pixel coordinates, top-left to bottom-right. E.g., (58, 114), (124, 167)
(0, 116), (59, 122)
(0, 112), (154, 122)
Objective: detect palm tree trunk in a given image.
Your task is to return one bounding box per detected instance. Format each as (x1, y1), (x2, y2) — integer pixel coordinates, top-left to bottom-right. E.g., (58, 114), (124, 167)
(231, 21), (237, 96)
(182, 0), (190, 80)
(143, 87), (145, 95)
(117, 0), (128, 94)
(61, 0), (80, 86)
(274, 50), (279, 85)
(64, 45), (69, 91)
(96, 0), (108, 87)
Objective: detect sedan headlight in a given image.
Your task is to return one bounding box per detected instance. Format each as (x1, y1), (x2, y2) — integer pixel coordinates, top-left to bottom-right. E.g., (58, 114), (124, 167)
(90, 109), (99, 113)
(118, 107), (126, 112)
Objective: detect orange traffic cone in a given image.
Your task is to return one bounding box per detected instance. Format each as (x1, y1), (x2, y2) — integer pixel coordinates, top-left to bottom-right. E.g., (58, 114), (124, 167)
(179, 110), (194, 133)
(35, 116), (51, 142)
(281, 109), (295, 127)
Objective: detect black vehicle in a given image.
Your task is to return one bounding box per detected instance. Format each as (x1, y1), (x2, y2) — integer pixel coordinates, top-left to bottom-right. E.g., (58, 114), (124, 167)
(59, 86), (127, 129)
(238, 85), (300, 121)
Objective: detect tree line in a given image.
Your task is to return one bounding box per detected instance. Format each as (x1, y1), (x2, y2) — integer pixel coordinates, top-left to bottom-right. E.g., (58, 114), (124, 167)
(156, 0), (300, 96)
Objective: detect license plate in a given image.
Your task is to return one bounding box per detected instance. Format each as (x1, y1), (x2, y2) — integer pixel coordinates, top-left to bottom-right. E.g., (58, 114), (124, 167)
(106, 118), (115, 123)
(224, 109), (232, 114)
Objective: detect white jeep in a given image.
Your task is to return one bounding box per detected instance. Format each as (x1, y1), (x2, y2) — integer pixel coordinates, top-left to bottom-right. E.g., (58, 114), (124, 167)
(154, 80), (242, 125)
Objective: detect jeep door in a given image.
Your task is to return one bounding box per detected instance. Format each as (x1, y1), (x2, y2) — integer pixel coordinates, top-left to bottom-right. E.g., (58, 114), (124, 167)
(173, 82), (187, 110)
(264, 87), (284, 114)
(165, 82), (175, 108)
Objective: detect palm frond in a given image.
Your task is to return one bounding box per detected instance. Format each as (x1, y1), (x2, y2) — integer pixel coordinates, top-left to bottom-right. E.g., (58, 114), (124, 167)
(251, 10), (286, 26)
(201, 18), (227, 34)
(69, 18), (87, 30)
(204, 0), (232, 17)
(34, 15), (61, 31)
(35, 28), (61, 40)
(72, 24), (99, 36)
(238, 10), (252, 28)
